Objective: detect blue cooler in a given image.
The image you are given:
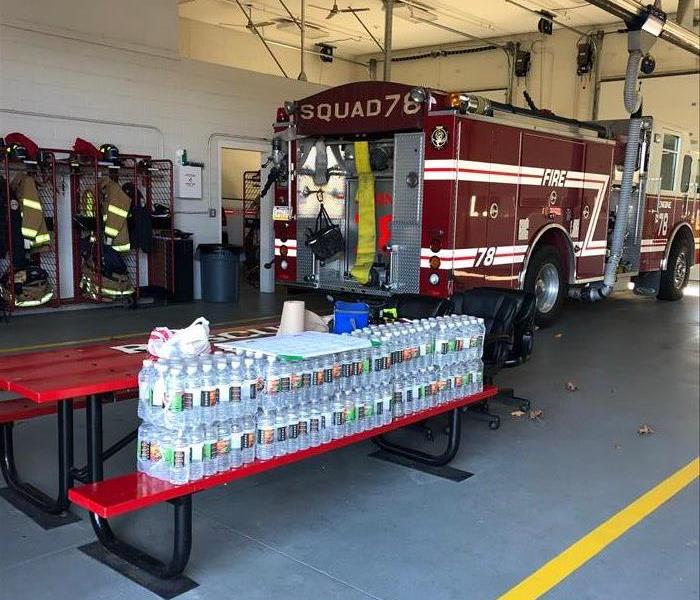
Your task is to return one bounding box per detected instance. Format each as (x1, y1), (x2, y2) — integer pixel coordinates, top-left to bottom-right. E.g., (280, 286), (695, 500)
(334, 301), (370, 333)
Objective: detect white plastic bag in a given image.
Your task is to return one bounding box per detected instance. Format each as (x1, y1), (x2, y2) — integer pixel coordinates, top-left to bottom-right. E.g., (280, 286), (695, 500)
(147, 317), (211, 359)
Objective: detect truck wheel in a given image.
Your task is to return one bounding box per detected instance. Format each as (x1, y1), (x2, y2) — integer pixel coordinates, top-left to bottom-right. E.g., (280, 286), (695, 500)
(657, 239), (691, 301)
(523, 246), (566, 327)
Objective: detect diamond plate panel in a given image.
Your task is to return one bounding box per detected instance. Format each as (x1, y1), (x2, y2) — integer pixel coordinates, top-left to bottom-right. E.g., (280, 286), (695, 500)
(390, 132), (424, 294)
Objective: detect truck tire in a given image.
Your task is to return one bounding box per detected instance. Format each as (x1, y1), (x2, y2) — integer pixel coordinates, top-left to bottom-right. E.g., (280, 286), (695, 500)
(523, 245), (566, 327)
(657, 238), (691, 301)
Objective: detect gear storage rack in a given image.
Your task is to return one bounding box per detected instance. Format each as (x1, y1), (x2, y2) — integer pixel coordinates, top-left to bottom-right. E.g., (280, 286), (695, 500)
(1, 148), (61, 316)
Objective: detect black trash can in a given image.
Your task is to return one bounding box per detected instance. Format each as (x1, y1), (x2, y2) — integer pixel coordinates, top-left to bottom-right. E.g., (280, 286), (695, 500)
(197, 244), (241, 303)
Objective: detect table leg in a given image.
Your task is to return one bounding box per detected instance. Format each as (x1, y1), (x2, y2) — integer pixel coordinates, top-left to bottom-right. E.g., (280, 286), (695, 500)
(0, 399), (74, 516)
(373, 407), (462, 467)
(85, 394), (193, 580)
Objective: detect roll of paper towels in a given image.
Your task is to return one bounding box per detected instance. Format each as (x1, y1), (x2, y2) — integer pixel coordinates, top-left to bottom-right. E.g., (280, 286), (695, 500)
(278, 300), (306, 335)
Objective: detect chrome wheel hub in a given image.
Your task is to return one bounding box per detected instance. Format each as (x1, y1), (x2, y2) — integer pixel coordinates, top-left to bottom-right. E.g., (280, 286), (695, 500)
(673, 251), (688, 289)
(534, 263), (560, 314)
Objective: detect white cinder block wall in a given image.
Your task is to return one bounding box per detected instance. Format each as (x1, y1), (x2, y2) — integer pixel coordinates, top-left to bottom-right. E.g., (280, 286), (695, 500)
(0, 0), (328, 299)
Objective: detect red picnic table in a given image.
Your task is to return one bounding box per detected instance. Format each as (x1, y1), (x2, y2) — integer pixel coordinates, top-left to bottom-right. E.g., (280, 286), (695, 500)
(0, 319), (280, 522)
(0, 319), (498, 587)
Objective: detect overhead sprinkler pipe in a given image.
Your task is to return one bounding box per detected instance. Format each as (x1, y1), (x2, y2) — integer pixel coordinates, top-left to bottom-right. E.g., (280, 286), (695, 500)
(383, 0), (393, 81)
(299, 0), (307, 81)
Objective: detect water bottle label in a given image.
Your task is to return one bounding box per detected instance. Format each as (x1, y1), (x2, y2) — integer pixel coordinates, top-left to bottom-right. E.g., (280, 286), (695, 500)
(332, 410), (344, 426)
(230, 433), (242, 450)
(475, 371), (483, 384)
(298, 419), (309, 435)
(393, 390), (403, 404)
(276, 426), (287, 442)
(365, 403), (374, 418)
(455, 375), (463, 389)
(230, 385), (242, 403)
(219, 386), (231, 403)
(465, 372), (473, 384)
(190, 443), (203, 462)
(438, 339), (449, 355)
(257, 426), (274, 446)
(332, 363), (342, 380)
(402, 348), (412, 362)
(291, 373), (303, 389)
(152, 380), (165, 407)
(341, 363), (352, 378)
(164, 447), (174, 466)
(173, 448), (188, 468)
(287, 423), (298, 439)
(356, 405), (366, 420)
(309, 417), (319, 433)
(138, 439), (150, 461)
(323, 367), (334, 384)
(374, 400), (384, 415)
(216, 438), (230, 456)
(345, 405), (356, 422)
(201, 389), (218, 407)
(183, 390), (197, 410)
(203, 442), (217, 460)
(363, 358), (371, 373)
(243, 380), (257, 401)
(279, 375), (291, 393)
(301, 372), (312, 388)
(405, 388), (413, 403)
(267, 376), (280, 394)
(373, 357), (383, 372)
(241, 431), (255, 448)
(314, 369), (324, 386)
(149, 442), (162, 463)
(168, 392), (183, 413)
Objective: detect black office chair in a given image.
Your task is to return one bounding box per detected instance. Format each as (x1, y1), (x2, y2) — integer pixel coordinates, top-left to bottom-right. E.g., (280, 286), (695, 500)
(391, 293), (453, 319)
(456, 287), (536, 429)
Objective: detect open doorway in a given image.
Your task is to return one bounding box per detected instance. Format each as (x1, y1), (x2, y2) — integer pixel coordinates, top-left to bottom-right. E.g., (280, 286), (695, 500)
(220, 147), (263, 288)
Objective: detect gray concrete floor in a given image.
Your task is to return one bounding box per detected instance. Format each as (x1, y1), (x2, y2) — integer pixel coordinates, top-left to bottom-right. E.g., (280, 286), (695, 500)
(0, 285), (698, 600)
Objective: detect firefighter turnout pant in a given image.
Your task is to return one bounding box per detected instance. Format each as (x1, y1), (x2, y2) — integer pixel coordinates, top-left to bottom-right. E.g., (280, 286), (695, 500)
(99, 177), (131, 253)
(12, 174), (51, 251)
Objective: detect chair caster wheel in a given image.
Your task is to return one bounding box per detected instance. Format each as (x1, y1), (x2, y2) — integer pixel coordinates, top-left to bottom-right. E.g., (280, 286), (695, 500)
(489, 419), (500, 430)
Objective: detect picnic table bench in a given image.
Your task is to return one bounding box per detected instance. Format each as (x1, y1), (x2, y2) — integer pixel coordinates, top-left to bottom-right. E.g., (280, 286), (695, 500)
(0, 319), (497, 587)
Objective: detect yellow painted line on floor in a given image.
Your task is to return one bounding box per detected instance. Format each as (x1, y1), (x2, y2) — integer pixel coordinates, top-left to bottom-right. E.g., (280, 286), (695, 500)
(0, 314), (280, 355)
(499, 456), (700, 600)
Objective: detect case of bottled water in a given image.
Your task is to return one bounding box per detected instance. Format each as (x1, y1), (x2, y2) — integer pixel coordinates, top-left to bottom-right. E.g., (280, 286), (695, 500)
(136, 314), (485, 484)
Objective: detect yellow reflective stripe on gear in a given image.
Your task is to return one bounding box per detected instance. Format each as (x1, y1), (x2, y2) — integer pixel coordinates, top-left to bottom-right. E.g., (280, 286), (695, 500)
(15, 291), (54, 307)
(107, 204), (129, 218)
(112, 243), (131, 252)
(101, 287), (134, 296)
(21, 197), (43, 211)
(349, 140), (376, 285)
(21, 227), (38, 238)
(104, 226), (120, 237)
(33, 233), (51, 245)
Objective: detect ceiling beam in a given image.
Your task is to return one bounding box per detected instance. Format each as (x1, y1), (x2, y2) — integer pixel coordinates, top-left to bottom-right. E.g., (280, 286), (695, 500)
(583, 0), (699, 56)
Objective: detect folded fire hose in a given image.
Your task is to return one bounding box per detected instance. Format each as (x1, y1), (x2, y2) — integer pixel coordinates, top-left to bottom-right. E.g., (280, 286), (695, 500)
(350, 141), (376, 284)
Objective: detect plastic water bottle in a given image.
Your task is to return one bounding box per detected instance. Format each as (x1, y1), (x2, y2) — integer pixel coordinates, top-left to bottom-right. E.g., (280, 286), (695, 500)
(203, 423), (218, 476)
(165, 365), (184, 429)
(298, 400), (310, 450)
(241, 413), (256, 463)
(148, 427), (165, 479)
(309, 399), (321, 447)
(274, 408), (288, 457)
(343, 390), (356, 436)
(362, 388), (374, 430)
(320, 396), (333, 444)
(215, 359), (231, 421)
(265, 356), (281, 411)
(256, 409), (275, 461)
(169, 428), (190, 485)
(200, 361), (218, 425)
(331, 393), (345, 439)
(229, 418), (242, 469)
(137, 422), (151, 473)
(404, 373), (415, 415)
(216, 420), (231, 472)
(286, 402), (299, 453)
(228, 359), (243, 421)
(182, 364), (199, 426)
(189, 425), (204, 481)
(151, 362), (168, 426)
(242, 357), (259, 415)
(137, 359), (154, 421)
(354, 389), (367, 433)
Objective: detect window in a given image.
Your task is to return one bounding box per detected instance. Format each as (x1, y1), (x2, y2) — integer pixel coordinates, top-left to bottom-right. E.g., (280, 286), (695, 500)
(660, 133), (680, 191)
(680, 155), (693, 193)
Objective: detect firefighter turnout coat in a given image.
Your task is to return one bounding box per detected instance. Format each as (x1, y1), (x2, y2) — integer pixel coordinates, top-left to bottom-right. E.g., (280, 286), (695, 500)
(99, 176), (131, 253)
(12, 173), (51, 251)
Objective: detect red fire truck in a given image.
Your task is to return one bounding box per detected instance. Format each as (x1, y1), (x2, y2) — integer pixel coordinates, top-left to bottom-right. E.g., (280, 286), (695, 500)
(270, 81), (699, 324)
